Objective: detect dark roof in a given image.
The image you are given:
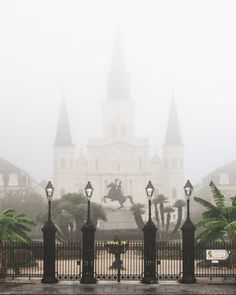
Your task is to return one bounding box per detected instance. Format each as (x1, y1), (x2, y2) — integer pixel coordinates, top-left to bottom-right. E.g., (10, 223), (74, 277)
(0, 157), (28, 175)
(164, 99), (183, 145)
(203, 160), (236, 186)
(54, 99), (73, 146)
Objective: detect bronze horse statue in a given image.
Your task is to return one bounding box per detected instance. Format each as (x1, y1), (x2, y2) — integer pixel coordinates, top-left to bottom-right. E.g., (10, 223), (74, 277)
(102, 180), (135, 209)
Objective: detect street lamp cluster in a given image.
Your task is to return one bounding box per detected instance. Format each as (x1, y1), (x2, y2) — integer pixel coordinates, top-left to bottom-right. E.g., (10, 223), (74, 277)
(41, 179), (196, 284)
(142, 179), (196, 284)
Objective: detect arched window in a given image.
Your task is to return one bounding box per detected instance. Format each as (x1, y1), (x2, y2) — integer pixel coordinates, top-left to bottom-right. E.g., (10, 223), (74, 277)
(180, 158), (183, 168)
(121, 125), (126, 137)
(139, 158), (142, 170)
(61, 158), (66, 169)
(117, 163), (120, 171)
(172, 188), (177, 199)
(0, 174), (3, 186)
(129, 180), (133, 194)
(95, 158), (98, 170)
(219, 173), (229, 185)
(9, 174), (18, 186)
(165, 158), (168, 169)
(171, 158), (177, 169)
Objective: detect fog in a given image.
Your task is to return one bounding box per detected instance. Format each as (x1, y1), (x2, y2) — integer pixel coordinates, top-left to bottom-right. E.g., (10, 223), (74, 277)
(0, 0), (236, 184)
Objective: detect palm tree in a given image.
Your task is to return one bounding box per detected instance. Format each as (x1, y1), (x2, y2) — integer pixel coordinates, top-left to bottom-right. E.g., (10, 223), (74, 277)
(0, 209), (35, 278)
(152, 195), (160, 229)
(164, 206), (175, 239)
(130, 203), (145, 230)
(170, 199), (186, 239)
(194, 181), (236, 244)
(151, 194), (168, 239)
(38, 193), (107, 243)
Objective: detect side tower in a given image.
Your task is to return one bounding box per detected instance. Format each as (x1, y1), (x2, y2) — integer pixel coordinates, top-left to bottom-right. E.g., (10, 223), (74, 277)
(53, 99), (76, 198)
(162, 98), (184, 203)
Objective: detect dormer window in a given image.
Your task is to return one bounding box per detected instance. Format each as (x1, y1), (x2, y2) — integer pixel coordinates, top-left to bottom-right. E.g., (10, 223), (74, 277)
(219, 173), (229, 185)
(9, 174), (18, 186)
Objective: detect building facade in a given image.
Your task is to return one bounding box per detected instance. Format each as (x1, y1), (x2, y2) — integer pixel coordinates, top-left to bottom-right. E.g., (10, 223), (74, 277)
(53, 33), (185, 209)
(0, 157), (44, 208)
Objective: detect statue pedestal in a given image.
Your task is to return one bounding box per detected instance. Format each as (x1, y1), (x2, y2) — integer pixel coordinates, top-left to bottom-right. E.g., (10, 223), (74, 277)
(98, 207), (137, 230)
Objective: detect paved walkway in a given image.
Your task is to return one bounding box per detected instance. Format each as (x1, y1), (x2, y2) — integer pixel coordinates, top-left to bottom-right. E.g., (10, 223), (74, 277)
(0, 279), (235, 295)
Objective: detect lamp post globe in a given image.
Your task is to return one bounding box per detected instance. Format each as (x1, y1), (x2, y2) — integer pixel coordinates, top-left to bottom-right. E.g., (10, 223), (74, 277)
(41, 181), (58, 284)
(181, 179), (196, 284)
(141, 181), (158, 284)
(81, 181), (96, 284)
(145, 181), (154, 220)
(184, 180), (193, 219)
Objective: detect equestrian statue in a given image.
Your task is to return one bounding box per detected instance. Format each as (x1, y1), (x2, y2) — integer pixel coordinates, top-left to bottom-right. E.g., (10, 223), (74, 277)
(102, 179), (135, 209)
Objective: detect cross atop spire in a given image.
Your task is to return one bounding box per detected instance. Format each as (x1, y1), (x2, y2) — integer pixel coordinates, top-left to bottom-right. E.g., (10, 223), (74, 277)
(54, 98), (73, 146)
(164, 96), (183, 145)
(106, 29), (131, 101)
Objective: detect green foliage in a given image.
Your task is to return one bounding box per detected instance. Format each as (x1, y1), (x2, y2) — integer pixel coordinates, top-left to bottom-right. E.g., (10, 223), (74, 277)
(37, 193), (107, 243)
(130, 195), (185, 241)
(0, 209), (36, 243)
(153, 194), (185, 241)
(194, 181), (236, 244)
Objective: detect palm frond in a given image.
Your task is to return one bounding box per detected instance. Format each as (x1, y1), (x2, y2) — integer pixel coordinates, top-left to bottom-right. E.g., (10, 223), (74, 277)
(224, 220), (236, 232)
(196, 218), (217, 228)
(197, 228), (224, 244)
(205, 220), (226, 230)
(221, 206), (236, 220)
(194, 196), (220, 214)
(209, 180), (225, 207)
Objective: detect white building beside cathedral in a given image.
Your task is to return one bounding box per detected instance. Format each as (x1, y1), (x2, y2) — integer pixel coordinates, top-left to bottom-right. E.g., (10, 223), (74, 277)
(53, 33), (185, 210)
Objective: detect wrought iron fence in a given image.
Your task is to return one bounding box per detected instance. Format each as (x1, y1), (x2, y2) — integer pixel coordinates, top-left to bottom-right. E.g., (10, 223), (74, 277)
(56, 242), (82, 280)
(0, 242), (43, 279)
(195, 241), (236, 279)
(0, 240), (235, 281)
(157, 241), (182, 280)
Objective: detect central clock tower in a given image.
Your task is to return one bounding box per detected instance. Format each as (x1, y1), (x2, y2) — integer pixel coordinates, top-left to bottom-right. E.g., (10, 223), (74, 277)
(86, 30), (150, 204)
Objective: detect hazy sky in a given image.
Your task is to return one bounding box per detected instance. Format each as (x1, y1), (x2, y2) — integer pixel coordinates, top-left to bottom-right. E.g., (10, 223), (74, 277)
(0, 0), (236, 185)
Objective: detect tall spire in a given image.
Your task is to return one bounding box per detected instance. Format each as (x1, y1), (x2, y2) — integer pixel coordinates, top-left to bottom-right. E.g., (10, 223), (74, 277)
(54, 98), (73, 146)
(106, 29), (131, 101)
(164, 96), (183, 145)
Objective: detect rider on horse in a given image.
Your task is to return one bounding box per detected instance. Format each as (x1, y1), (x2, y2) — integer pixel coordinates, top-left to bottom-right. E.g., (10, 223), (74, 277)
(102, 179), (135, 209)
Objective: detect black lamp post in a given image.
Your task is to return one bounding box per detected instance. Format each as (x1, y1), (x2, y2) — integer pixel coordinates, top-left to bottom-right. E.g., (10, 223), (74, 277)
(141, 181), (158, 284)
(181, 180), (196, 284)
(80, 181), (96, 284)
(41, 181), (58, 284)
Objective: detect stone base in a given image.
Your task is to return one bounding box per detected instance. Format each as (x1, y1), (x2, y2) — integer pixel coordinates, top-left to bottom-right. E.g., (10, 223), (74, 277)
(41, 276), (58, 284)
(98, 207), (137, 230)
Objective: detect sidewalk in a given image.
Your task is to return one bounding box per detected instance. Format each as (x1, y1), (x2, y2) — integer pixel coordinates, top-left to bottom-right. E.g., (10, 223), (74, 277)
(0, 279), (235, 295)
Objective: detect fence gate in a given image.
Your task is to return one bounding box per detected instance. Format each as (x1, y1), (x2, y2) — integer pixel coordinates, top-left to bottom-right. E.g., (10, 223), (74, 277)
(56, 243), (82, 281)
(95, 241), (144, 281)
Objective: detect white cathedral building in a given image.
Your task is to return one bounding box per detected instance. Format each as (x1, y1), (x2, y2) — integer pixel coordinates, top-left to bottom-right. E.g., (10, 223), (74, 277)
(53, 34), (185, 209)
